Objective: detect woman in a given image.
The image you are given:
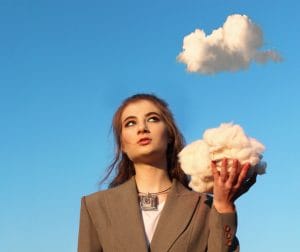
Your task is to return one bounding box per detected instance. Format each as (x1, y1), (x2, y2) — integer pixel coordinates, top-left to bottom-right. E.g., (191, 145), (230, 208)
(78, 93), (256, 252)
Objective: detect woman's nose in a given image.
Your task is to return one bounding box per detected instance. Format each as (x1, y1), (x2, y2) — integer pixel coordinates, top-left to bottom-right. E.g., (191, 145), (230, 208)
(137, 120), (149, 133)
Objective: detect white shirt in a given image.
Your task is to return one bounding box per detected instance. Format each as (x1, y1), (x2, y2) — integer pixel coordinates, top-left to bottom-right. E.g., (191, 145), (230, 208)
(141, 200), (166, 245)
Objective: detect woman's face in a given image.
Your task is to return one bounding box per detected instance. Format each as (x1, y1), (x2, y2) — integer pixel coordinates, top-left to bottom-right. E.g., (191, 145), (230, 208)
(120, 100), (169, 164)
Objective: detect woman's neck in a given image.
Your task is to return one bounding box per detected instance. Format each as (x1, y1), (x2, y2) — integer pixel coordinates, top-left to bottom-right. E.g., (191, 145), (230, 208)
(134, 163), (172, 194)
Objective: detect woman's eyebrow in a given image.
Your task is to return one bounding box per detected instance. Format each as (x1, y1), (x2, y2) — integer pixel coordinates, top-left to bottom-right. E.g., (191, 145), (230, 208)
(145, 111), (161, 117)
(122, 115), (136, 123)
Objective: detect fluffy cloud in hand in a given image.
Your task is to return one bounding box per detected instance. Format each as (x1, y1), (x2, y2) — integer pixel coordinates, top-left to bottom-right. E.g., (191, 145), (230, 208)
(178, 123), (267, 193)
(177, 14), (282, 74)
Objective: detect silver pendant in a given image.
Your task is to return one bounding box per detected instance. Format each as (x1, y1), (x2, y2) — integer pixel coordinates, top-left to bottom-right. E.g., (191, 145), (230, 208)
(139, 193), (158, 211)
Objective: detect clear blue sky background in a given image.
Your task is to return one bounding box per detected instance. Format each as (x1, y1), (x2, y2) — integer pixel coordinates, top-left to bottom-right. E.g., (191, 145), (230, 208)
(1, 0), (299, 251)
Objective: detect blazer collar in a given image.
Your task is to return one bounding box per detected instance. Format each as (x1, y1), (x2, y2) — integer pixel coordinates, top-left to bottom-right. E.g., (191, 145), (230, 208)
(106, 176), (148, 252)
(150, 178), (200, 251)
(106, 176), (200, 252)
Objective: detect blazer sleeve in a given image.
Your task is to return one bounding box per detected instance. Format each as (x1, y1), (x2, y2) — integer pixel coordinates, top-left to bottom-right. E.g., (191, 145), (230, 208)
(78, 196), (103, 252)
(207, 206), (239, 252)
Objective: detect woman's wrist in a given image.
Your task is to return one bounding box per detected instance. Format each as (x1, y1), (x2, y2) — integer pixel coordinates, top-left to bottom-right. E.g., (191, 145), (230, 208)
(213, 201), (236, 213)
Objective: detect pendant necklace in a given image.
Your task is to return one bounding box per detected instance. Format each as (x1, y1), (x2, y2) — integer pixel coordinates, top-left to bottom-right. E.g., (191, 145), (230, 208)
(138, 186), (172, 211)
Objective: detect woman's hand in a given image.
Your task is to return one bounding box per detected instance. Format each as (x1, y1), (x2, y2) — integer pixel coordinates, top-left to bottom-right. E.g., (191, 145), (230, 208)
(211, 158), (257, 213)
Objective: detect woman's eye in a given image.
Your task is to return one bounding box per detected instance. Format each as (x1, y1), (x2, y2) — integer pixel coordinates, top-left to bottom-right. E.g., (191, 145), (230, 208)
(148, 116), (160, 122)
(124, 120), (136, 127)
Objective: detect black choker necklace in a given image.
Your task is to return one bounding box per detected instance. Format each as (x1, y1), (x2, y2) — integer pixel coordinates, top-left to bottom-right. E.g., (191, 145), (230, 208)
(138, 186), (172, 211)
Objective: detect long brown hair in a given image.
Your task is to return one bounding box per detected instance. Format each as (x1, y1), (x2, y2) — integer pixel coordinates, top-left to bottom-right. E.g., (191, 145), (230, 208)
(101, 93), (189, 188)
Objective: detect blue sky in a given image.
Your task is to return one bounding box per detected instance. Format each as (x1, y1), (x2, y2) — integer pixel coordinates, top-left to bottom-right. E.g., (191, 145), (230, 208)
(0, 0), (299, 251)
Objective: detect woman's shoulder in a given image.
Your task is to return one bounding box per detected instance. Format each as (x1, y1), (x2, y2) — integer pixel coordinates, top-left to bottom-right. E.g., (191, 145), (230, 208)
(83, 188), (110, 201)
(83, 178), (134, 203)
(83, 186), (118, 203)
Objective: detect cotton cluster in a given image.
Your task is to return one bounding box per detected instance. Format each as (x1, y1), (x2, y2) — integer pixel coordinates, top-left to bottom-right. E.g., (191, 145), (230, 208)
(178, 123), (267, 193)
(177, 14), (282, 74)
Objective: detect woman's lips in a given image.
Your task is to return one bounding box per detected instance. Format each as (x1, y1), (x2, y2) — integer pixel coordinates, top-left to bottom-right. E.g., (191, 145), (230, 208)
(137, 138), (152, 145)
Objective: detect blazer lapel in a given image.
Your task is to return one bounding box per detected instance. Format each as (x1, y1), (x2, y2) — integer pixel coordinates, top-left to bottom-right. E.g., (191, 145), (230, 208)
(106, 177), (148, 252)
(150, 180), (200, 252)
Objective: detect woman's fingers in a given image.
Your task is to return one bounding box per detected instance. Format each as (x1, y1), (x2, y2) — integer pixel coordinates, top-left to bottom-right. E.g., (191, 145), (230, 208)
(211, 160), (219, 180)
(211, 159), (253, 189)
(227, 159), (239, 186)
(234, 162), (251, 188)
(212, 158), (257, 205)
(212, 158), (240, 184)
(233, 172), (257, 201)
(220, 158), (228, 182)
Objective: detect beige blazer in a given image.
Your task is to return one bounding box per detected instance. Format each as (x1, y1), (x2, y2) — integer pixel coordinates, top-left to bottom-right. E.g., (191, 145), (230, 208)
(78, 177), (239, 252)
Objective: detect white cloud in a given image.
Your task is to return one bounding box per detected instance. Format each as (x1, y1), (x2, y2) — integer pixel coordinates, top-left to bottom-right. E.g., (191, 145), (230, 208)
(177, 14), (282, 74)
(178, 123), (267, 193)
